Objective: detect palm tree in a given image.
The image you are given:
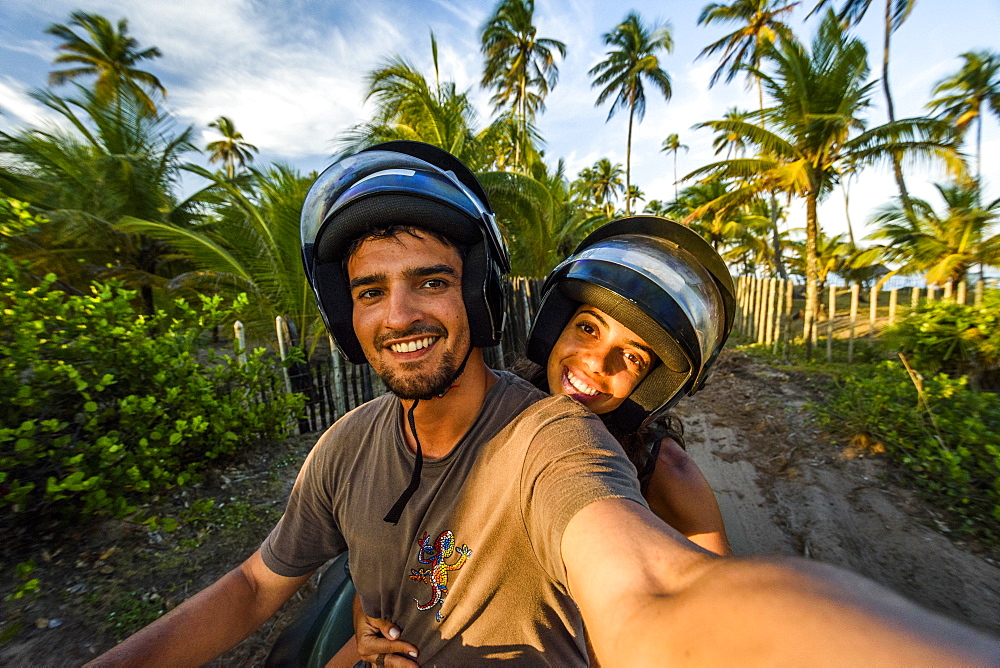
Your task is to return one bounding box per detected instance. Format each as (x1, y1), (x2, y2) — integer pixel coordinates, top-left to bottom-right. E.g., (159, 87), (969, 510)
(811, 0), (918, 211)
(116, 164), (325, 351)
(711, 107), (751, 158)
(698, 0), (797, 278)
(865, 181), (1000, 287)
(687, 11), (958, 355)
(660, 133), (689, 199)
(206, 116), (259, 179)
(45, 11), (165, 116)
(585, 158), (625, 218)
(480, 161), (603, 276)
(697, 0), (798, 108)
(928, 50), (1000, 186)
(625, 185), (646, 215)
(667, 181), (746, 252)
(643, 200), (670, 216)
(337, 35), (506, 171)
(0, 87), (196, 314)
(723, 200), (782, 274)
(480, 0), (566, 171)
(590, 12), (673, 215)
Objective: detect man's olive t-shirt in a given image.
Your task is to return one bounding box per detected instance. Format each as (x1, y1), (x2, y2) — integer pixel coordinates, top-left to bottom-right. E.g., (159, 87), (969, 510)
(261, 371), (645, 665)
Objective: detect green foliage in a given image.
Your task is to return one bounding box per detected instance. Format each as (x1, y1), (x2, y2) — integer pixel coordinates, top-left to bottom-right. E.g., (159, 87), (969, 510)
(0, 198), (44, 237)
(0, 253), (304, 524)
(815, 360), (1000, 541)
(5, 560), (41, 602)
(883, 292), (1000, 389)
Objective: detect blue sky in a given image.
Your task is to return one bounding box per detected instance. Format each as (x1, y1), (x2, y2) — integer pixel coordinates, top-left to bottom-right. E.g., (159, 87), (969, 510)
(1, 0), (998, 241)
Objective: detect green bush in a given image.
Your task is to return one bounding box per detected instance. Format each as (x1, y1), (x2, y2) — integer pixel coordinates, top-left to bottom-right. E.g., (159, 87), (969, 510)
(883, 293), (1000, 390)
(815, 360), (1000, 540)
(0, 247), (304, 523)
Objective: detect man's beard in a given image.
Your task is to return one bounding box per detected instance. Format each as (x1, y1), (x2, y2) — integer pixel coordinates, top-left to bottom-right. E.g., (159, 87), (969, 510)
(376, 348), (462, 400)
(370, 325), (468, 400)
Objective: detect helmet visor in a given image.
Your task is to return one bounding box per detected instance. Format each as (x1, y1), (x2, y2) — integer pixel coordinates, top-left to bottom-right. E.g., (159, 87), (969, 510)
(568, 234), (725, 370)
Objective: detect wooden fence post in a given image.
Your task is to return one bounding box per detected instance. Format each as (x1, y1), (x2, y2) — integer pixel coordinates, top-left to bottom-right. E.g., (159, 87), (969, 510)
(275, 316), (297, 435)
(848, 284), (860, 364)
(944, 280), (953, 300)
(957, 279), (967, 305)
(803, 285), (815, 346)
(975, 279), (984, 306)
(782, 280), (793, 356)
(329, 336), (346, 419)
(911, 286), (920, 310)
(826, 284), (836, 362)
(234, 320), (247, 365)
(735, 276), (743, 335)
(752, 277), (763, 344)
(927, 284), (937, 302)
(771, 279), (784, 354)
(888, 289), (898, 326)
(275, 316), (293, 395)
(869, 284), (878, 343)
(738, 276), (749, 336)
(519, 278), (532, 340)
(764, 278), (777, 345)
(743, 276), (752, 337)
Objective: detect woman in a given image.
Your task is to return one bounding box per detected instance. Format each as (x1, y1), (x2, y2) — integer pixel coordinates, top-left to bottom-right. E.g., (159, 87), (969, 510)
(321, 217), (736, 667)
(516, 215), (734, 554)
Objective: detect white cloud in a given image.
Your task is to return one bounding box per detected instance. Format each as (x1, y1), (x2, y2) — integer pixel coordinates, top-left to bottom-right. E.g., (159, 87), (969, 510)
(0, 77), (66, 131)
(177, 67), (368, 157)
(3, 0), (995, 220)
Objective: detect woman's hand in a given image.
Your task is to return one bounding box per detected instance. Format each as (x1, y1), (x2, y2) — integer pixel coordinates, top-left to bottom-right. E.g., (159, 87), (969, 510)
(351, 595), (420, 667)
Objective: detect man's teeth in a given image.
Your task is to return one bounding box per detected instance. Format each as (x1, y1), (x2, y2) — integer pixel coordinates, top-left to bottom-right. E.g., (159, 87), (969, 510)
(389, 337), (437, 353)
(567, 370), (599, 396)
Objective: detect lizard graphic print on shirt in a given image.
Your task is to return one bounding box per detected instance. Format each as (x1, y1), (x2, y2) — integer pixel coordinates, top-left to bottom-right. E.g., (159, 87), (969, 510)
(409, 530), (471, 622)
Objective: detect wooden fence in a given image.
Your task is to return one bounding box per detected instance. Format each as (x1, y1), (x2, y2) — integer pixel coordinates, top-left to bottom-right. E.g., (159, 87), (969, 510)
(237, 272), (997, 432)
(240, 277), (546, 434)
(735, 275), (995, 363)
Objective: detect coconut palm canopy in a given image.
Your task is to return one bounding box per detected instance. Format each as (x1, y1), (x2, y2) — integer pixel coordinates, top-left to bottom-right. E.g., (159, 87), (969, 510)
(2, 2), (998, 355)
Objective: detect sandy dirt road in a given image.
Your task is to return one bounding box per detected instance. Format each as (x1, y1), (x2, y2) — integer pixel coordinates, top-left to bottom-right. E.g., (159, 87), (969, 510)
(676, 350), (1000, 635)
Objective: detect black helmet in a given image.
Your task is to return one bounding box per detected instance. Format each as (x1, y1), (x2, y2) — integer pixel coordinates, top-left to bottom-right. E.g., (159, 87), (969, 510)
(526, 216), (735, 430)
(301, 141), (510, 364)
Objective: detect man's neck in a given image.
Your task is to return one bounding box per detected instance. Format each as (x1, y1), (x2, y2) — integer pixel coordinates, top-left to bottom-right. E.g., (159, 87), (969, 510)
(398, 351), (496, 459)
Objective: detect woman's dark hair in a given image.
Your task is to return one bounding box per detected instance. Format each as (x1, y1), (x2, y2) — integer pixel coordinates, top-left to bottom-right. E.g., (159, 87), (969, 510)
(510, 358), (685, 495)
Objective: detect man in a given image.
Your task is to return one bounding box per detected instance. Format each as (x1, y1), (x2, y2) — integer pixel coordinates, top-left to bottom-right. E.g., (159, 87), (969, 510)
(91, 142), (998, 667)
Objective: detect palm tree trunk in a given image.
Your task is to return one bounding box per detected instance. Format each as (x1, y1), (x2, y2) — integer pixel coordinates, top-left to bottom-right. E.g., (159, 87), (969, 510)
(756, 71), (763, 113)
(626, 107), (634, 216)
(673, 151), (679, 200)
(755, 66), (786, 280)
(841, 180), (856, 246)
(883, 0), (912, 217)
(804, 191), (820, 361)
(976, 114), (983, 187)
(770, 193), (787, 278)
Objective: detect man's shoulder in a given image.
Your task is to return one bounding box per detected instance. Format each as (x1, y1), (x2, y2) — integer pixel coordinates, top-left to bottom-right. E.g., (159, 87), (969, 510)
(489, 370), (601, 423)
(311, 393), (397, 454)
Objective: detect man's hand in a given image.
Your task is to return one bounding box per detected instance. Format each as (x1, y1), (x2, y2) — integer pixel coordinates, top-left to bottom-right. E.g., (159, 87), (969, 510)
(352, 595), (419, 667)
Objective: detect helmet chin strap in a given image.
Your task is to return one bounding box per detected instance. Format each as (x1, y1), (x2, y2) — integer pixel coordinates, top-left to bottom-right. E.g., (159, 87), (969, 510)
(383, 344), (476, 525)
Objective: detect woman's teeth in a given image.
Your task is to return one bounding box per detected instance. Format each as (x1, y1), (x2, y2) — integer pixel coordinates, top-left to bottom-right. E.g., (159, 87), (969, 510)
(567, 369), (599, 396)
(389, 337), (437, 353)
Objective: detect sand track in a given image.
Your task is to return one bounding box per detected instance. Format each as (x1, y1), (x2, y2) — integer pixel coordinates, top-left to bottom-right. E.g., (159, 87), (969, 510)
(678, 350), (1000, 634)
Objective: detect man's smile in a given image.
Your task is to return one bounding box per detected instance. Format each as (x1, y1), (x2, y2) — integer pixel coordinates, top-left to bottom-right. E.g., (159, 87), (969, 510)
(387, 336), (440, 354)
